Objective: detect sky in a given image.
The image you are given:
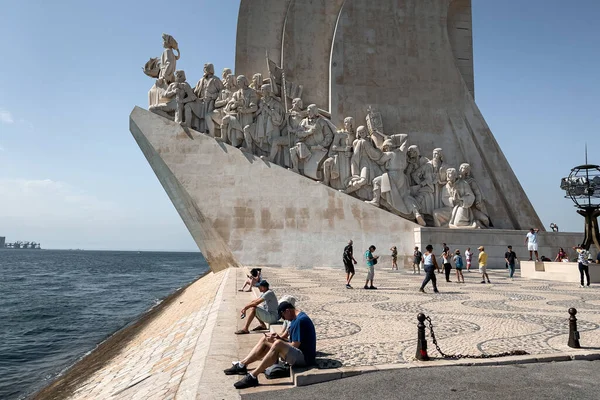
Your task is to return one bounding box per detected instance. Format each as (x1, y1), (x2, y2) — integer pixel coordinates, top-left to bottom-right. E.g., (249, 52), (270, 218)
(0, 0), (598, 251)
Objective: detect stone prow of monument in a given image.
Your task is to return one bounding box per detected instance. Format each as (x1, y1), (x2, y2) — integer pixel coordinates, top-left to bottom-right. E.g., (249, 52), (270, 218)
(130, 106), (420, 271)
(235, 0), (543, 231)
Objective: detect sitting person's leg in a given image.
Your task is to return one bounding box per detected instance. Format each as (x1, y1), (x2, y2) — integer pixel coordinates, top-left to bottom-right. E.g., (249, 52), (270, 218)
(224, 335), (273, 375)
(236, 307), (256, 334)
(254, 307), (278, 330)
(234, 339), (298, 388)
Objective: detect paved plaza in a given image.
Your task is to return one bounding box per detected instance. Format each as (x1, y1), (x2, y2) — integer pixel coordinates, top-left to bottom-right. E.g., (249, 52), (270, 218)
(257, 265), (600, 368)
(39, 265), (600, 399)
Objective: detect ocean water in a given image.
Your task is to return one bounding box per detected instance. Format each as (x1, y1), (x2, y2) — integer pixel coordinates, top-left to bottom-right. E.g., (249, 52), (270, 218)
(0, 250), (209, 400)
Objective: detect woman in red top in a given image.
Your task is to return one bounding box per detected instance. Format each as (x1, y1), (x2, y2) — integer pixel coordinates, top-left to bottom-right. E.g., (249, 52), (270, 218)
(554, 248), (568, 262)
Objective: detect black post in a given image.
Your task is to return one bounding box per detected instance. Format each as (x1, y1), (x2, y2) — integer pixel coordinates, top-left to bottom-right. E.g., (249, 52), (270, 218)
(416, 313), (429, 361)
(568, 308), (581, 348)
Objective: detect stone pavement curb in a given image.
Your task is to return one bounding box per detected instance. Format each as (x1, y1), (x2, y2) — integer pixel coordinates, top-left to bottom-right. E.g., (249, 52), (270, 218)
(176, 268), (233, 399)
(293, 351), (600, 387)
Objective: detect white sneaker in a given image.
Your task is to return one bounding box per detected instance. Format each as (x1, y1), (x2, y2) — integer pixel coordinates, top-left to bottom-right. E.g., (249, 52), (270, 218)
(580, 285), (585, 288)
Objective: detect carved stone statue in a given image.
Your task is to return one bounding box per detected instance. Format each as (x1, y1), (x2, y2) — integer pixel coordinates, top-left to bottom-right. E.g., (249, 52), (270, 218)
(185, 63), (224, 135)
(366, 106), (387, 150)
(242, 84), (285, 155)
(222, 68), (237, 91)
(210, 73), (236, 140)
(459, 163), (492, 227)
(406, 145), (435, 215)
(149, 70), (196, 125)
(144, 33), (180, 108)
(433, 167), (478, 228)
(250, 73), (264, 99)
(222, 75), (259, 148)
(289, 104), (334, 180)
(270, 98), (306, 167)
(367, 135), (426, 226)
(431, 148), (448, 209)
(321, 117), (355, 190)
(343, 126), (385, 199)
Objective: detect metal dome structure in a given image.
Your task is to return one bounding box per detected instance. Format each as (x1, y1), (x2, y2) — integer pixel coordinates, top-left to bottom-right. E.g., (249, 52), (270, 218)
(561, 157), (600, 250)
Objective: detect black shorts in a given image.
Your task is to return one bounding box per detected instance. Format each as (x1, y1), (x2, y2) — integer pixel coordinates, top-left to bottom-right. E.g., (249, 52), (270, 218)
(344, 261), (355, 274)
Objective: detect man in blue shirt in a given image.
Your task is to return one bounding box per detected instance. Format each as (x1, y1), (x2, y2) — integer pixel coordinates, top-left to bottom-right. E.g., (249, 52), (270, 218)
(226, 301), (317, 389)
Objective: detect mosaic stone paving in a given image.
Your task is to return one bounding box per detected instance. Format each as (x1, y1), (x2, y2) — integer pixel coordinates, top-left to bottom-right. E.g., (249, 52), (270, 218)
(261, 266), (600, 368)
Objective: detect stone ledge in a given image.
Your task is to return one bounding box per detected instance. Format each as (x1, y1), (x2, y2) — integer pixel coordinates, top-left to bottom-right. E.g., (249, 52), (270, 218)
(291, 351), (600, 388)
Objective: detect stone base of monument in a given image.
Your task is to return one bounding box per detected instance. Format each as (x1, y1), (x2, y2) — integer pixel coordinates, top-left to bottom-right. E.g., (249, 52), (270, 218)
(130, 107), (586, 273)
(415, 228), (586, 269)
(520, 261), (600, 283)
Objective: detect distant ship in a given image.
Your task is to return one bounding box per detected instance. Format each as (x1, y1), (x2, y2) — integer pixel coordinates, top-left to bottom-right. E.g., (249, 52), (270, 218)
(0, 237), (42, 250)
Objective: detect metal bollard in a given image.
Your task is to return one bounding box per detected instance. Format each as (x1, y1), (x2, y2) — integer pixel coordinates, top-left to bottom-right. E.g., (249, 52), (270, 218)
(568, 308), (581, 348)
(416, 313), (429, 361)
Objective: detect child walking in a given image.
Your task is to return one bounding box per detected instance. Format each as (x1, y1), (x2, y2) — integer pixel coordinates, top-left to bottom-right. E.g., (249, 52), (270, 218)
(453, 249), (465, 283)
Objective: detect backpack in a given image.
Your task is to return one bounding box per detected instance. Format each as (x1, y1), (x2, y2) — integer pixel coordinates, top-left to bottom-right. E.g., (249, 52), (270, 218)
(455, 256), (463, 268)
(265, 362), (291, 379)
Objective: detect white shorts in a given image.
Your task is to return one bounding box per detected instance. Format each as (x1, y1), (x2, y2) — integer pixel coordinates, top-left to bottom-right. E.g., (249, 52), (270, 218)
(528, 243), (538, 251)
(479, 266), (487, 274)
(366, 266), (375, 280)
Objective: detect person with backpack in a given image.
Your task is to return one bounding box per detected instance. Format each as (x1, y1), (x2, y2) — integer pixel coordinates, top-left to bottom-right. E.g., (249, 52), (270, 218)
(413, 246), (422, 274)
(364, 245), (379, 289)
(574, 245), (591, 287)
(453, 249), (465, 283)
(343, 240), (358, 289)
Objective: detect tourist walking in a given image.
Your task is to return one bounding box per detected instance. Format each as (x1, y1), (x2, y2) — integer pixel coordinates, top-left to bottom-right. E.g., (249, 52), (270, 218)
(465, 247), (472, 272)
(364, 245), (379, 289)
(343, 240), (358, 289)
(504, 245), (518, 279)
(574, 245), (591, 287)
(442, 247), (452, 282)
(525, 228), (540, 261)
(413, 246), (422, 274)
(478, 246), (491, 284)
(453, 249), (465, 283)
(419, 245), (439, 293)
(390, 246), (398, 270)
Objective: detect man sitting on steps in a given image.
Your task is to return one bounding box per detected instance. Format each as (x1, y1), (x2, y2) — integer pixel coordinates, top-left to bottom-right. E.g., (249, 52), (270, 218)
(225, 301), (317, 389)
(235, 280), (279, 334)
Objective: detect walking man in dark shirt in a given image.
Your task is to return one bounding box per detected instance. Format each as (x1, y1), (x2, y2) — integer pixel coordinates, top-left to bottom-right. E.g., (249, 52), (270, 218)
(504, 245), (518, 279)
(343, 240), (358, 288)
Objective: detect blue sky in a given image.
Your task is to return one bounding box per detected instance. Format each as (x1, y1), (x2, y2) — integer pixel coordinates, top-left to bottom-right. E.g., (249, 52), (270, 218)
(0, 0), (598, 250)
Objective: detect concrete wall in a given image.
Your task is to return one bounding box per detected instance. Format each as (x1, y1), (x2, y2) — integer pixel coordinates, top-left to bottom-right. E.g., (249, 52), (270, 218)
(415, 228), (587, 269)
(130, 107), (419, 271)
(521, 261), (600, 283)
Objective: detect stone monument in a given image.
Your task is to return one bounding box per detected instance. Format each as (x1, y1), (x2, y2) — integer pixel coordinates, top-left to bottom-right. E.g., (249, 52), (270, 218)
(131, 3), (583, 272)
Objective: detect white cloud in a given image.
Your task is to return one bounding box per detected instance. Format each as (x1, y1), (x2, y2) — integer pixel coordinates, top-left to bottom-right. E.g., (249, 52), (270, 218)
(0, 109), (14, 124)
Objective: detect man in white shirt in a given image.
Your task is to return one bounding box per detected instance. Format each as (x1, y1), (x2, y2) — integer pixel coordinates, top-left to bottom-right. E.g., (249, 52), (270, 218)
(525, 228), (540, 261)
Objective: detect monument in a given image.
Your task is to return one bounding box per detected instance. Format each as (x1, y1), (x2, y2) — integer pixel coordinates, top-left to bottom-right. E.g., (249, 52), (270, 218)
(131, 0), (582, 272)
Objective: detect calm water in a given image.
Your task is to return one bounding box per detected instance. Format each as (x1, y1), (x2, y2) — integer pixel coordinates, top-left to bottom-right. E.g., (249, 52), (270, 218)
(0, 250), (209, 400)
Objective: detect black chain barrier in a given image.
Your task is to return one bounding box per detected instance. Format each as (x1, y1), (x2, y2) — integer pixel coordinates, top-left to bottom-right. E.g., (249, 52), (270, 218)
(425, 316), (529, 359)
